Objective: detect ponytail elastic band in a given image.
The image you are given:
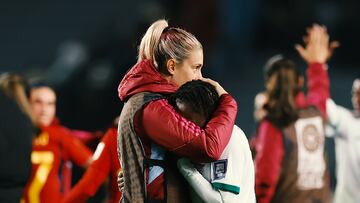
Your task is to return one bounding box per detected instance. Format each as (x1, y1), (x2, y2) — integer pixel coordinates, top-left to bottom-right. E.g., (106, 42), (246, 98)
(162, 26), (170, 34)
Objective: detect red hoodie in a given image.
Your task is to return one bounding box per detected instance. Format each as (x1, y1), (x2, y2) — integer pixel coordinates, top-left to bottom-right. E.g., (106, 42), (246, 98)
(118, 60), (238, 200)
(22, 124), (92, 203)
(62, 128), (121, 203)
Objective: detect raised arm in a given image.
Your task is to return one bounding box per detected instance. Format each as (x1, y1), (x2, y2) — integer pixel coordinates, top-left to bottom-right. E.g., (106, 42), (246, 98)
(62, 130), (115, 203)
(60, 128), (93, 168)
(295, 24), (338, 116)
(306, 62), (329, 115)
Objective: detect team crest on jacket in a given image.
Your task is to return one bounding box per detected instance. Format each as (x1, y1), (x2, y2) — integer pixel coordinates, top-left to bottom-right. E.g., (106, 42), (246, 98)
(295, 116), (325, 190)
(302, 124), (322, 152)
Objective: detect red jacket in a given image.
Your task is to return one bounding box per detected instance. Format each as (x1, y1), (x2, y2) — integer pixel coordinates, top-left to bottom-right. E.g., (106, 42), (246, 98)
(22, 125), (92, 203)
(118, 60), (238, 199)
(62, 128), (121, 203)
(254, 63), (329, 203)
(48, 119), (101, 195)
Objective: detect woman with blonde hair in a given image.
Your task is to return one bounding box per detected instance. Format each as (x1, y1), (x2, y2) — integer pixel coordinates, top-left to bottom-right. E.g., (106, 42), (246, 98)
(117, 19), (237, 202)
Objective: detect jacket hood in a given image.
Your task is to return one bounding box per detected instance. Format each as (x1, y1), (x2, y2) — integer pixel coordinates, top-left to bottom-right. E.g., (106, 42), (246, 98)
(118, 60), (178, 101)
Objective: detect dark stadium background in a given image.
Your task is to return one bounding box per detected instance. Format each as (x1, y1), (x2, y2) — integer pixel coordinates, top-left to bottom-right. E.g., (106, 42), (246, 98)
(1, 0), (359, 197)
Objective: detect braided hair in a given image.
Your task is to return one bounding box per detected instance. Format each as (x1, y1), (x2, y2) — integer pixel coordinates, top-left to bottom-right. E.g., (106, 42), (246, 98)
(168, 80), (219, 124)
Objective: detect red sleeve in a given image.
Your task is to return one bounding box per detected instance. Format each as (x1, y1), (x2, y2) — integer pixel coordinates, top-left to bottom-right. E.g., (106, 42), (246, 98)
(306, 62), (329, 116)
(255, 120), (284, 203)
(142, 94), (237, 163)
(61, 130), (93, 167)
(62, 133), (112, 203)
(69, 130), (103, 147)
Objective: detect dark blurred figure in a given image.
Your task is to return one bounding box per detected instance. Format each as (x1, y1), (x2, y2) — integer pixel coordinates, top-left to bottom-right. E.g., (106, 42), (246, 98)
(0, 73), (34, 203)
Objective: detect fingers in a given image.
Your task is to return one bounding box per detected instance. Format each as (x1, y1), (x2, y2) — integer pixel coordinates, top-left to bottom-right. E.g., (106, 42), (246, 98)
(201, 78), (228, 96)
(119, 182), (124, 192)
(297, 23), (336, 63)
(117, 178), (124, 192)
(302, 36), (309, 44)
(295, 44), (306, 58)
(117, 170), (124, 192)
(200, 77), (219, 86)
(306, 24), (326, 43)
(320, 26), (329, 50)
(311, 25), (320, 46)
(327, 41), (341, 60)
(329, 41), (340, 49)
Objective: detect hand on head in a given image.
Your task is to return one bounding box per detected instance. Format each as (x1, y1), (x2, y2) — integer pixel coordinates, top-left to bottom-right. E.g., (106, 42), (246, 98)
(200, 78), (228, 96)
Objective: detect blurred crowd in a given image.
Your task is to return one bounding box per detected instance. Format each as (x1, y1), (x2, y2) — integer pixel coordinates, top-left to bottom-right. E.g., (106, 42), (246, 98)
(0, 17), (359, 203)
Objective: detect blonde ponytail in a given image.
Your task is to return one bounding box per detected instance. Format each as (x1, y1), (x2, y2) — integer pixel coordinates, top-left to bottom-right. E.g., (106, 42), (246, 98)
(138, 19), (168, 68)
(138, 19), (202, 75)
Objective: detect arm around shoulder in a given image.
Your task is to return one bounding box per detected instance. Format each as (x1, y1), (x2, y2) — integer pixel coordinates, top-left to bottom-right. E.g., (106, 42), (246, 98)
(142, 95), (237, 162)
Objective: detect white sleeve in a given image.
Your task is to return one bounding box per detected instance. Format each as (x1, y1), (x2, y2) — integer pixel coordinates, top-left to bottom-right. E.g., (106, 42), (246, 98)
(324, 125), (336, 138)
(326, 99), (350, 134)
(177, 158), (223, 203)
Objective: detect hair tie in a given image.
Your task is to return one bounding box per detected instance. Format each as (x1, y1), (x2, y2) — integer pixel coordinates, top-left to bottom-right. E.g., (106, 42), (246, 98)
(162, 26), (170, 34)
